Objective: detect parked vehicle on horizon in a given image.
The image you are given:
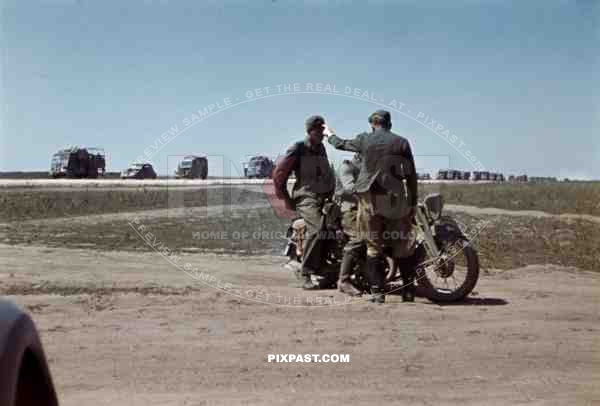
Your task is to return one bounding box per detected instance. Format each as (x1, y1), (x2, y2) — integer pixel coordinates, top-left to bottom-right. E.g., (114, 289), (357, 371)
(436, 170), (448, 180)
(121, 162), (157, 179)
(50, 146), (106, 178)
(451, 170), (462, 180)
(175, 155), (208, 179)
(515, 174), (528, 182)
(242, 155), (274, 178)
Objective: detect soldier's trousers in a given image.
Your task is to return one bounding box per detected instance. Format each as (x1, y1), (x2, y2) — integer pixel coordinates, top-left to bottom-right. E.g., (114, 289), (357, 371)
(357, 192), (416, 259)
(341, 207), (365, 258)
(294, 196), (325, 275)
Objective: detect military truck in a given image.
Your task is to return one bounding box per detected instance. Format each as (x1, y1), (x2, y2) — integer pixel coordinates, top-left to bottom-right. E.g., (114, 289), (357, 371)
(451, 170), (462, 180)
(175, 155), (208, 179)
(242, 155), (274, 178)
(121, 162), (157, 179)
(516, 174), (528, 183)
(50, 146), (106, 178)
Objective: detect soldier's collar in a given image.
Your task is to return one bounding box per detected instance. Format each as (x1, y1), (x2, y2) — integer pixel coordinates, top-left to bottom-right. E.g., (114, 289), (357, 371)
(304, 137), (321, 150)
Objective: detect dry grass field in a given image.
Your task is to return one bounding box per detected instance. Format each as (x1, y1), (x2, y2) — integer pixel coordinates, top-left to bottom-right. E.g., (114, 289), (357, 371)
(1, 182), (599, 405)
(0, 186), (266, 222)
(419, 181), (600, 216)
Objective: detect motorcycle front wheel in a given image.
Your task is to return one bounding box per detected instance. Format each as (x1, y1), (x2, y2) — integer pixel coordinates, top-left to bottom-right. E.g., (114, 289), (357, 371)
(416, 238), (480, 303)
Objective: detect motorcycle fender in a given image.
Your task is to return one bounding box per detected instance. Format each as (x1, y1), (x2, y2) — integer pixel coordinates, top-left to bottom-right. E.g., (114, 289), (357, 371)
(434, 217), (465, 244)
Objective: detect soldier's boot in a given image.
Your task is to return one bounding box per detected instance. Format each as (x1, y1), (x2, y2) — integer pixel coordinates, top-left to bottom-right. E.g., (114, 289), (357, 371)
(399, 256), (417, 302)
(301, 269), (320, 290)
(301, 234), (322, 291)
(366, 256), (386, 304)
(337, 252), (362, 297)
(302, 275), (319, 290)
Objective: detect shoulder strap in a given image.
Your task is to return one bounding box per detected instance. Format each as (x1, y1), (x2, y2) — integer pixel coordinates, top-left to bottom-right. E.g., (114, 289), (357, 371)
(294, 141), (305, 159)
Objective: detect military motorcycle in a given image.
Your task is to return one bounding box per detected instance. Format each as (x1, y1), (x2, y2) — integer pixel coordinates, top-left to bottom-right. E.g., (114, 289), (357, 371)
(283, 193), (480, 303)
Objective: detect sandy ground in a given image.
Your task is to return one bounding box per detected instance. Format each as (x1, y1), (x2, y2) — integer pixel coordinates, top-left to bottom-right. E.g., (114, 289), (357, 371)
(1, 243), (599, 406)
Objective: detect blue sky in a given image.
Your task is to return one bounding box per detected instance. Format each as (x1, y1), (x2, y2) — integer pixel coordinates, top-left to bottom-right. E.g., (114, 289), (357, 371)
(2, 0), (598, 178)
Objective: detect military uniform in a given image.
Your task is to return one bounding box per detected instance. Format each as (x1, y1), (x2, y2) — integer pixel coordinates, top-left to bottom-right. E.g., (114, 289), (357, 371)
(328, 111), (418, 302)
(335, 155), (365, 295)
(336, 156), (361, 245)
(273, 119), (335, 288)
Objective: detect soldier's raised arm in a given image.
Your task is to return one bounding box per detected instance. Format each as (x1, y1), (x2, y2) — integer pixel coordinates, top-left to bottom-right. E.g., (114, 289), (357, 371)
(324, 125), (365, 153)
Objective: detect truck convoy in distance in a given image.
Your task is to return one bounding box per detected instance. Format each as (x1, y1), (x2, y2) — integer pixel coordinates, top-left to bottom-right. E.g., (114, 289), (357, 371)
(46, 147), (548, 184)
(436, 170), (470, 180)
(175, 155), (208, 179)
(433, 170), (506, 182)
(242, 155), (274, 178)
(50, 146), (106, 178)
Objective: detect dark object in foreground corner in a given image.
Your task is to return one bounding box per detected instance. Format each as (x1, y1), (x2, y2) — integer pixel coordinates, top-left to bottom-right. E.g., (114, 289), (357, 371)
(0, 299), (59, 406)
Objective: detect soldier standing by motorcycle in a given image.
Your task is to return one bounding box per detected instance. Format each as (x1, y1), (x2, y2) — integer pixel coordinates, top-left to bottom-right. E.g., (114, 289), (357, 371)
(325, 110), (418, 303)
(273, 115), (336, 290)
(335, 153), (365, 296)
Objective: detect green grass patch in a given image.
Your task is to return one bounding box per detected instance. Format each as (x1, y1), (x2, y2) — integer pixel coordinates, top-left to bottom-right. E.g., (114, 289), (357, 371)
(419, 182), (600, 216)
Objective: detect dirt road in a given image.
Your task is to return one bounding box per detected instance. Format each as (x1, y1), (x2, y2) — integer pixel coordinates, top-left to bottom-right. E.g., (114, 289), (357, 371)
(1, 244), (598, 406)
